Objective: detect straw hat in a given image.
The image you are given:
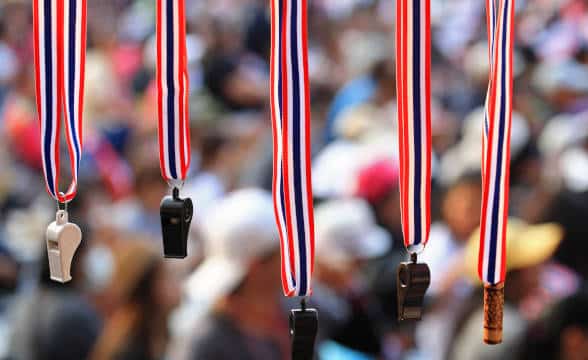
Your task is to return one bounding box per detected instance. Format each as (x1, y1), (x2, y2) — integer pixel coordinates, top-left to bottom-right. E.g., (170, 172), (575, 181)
(464, 219), (563, 282)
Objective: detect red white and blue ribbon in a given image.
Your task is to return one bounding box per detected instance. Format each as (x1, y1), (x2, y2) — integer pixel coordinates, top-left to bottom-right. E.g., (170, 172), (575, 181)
(33, 0), (87, 203)
(478, 0), (515, 285)
(395, 0), (432, 253)
(156, 0), (190, 183)
(270, 0), (315, 297)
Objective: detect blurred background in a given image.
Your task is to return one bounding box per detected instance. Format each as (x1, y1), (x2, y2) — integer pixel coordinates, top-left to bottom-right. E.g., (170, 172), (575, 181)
(0, 0), (587, 359)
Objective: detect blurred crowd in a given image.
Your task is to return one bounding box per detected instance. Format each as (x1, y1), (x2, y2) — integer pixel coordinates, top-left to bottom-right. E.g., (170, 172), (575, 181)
(0, 0), (587, 359)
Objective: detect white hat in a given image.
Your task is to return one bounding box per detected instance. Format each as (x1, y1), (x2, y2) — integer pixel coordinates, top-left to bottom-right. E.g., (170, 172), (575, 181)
(185, 189), (279, 304)
(439, 107), (530, 185)
(533, 60), (588, 95)
(560, 147), (588, 192)
(314, 199), (391, 270)
(312, 141), (363, 199)
(312, 139), (402, 199)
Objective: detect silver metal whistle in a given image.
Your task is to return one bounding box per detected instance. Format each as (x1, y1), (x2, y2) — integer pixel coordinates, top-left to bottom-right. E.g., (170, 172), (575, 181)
(46, 210), (82, 283)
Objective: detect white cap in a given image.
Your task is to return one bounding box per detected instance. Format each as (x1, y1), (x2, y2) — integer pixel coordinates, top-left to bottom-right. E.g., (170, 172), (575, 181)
(185, 189), (279, 305)
(560, 147), (588, 192)
(312, 141), (363, 199)
(312, 139), (402, 199)
(439, 107), (529, 185)
(533, 60), (588, 95)
(315, 198), (391, 270)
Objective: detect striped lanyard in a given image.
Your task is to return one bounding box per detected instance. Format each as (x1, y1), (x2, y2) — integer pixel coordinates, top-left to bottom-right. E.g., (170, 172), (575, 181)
(479, 0), (515, 287)
(480, 0), (515, 344)
(156, 0), (190, 185)
(270, 0), (315, 297)
(33, 0), (87, 204)
(395, 0), (432, 255)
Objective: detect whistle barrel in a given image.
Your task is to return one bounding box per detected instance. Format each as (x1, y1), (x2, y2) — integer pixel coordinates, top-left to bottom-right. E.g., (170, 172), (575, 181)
(483, 282), (504, 345)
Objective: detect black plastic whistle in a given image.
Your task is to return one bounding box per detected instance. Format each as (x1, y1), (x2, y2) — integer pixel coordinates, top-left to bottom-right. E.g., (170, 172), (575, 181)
(160, 187), (193, 258)
(397, 253), (430, 321)
(289, 299), (318, 360)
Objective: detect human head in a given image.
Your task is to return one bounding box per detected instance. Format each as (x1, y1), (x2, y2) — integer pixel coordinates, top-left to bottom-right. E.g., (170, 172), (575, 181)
(107, 239), (180, 314)
(522, 292), (588, 360)
(185, 188), (281, 307)
(314, 198), (391, 291)
(442, 173), (482, 242)
(354, 159), (402, 239)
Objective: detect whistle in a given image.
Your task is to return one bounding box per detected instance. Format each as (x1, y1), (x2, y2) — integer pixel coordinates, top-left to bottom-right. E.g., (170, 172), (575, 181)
(483, 282), (504, 344)
(46, 210), (82, 283)
(289, 300), (318, 360)
(397, 255), (430, 321)
(160, 187), (193, 258)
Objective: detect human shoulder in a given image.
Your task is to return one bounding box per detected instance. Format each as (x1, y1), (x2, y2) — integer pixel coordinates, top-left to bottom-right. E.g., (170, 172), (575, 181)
(188, 314), (249, 360)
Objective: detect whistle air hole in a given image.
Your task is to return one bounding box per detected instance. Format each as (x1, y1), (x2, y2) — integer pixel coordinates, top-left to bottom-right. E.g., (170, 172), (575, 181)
(47, 240), (59, 250)
(399, 266), (409, 287)
(185, 200), (193, 222)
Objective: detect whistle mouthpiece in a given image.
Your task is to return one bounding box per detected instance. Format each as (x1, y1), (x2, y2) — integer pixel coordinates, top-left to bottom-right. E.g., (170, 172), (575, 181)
(397, 261), (430, 321)
(289, 305), (318, 360)
(483, 282), (504, 345)
(46, 210), (82, 283)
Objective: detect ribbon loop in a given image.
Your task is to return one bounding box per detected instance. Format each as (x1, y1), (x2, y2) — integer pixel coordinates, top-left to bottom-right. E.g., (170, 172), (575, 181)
(33, 0), (87, 203)
(270, 0), (315, 297)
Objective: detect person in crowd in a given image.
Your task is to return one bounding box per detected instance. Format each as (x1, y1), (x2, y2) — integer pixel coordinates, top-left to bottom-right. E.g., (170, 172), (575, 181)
(312, 198), (392, 357)
(448, 219), (566, 360)
(413, 174), (484, 360)
(353, 158), (403, 252)
(123, 138), (170, 239)
(520, 291), (588, 360)
(8, 231), (102, 360)
(421, 173), (483, 295)
(181, 189), (289, 360)
(90, 239), (181, 360)
(326, 58), (397, 142)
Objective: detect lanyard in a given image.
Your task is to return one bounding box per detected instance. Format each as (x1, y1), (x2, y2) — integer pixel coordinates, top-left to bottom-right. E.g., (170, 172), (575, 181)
(479, 0), (515, 288)
(157, 0), (193, 259)
(395, 0), (432, 322)
(33, 0), (87, 204)
(156, 0), (191, 184)
(478, 0), (515, 344)
(270, 0), (315, 298)
(396, 0), (432, 254)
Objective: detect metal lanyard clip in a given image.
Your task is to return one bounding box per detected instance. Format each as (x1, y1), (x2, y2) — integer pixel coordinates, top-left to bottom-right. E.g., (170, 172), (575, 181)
(289, 298), (318, 360)
(397, 253), (431, 321)
(160, 187), (193, 258)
